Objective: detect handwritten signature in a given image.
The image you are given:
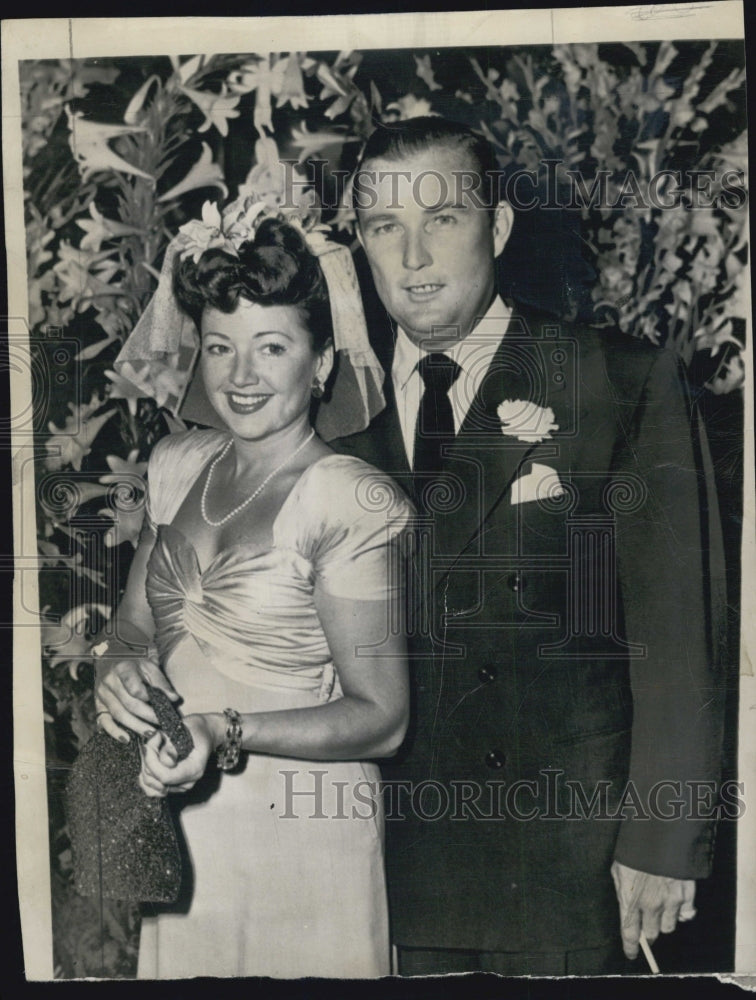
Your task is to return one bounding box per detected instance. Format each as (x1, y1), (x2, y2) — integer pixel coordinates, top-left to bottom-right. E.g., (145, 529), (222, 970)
(630, 3), (713, 18)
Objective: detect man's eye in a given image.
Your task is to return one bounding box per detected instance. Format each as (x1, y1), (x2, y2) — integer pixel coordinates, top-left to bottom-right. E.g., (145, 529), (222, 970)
(431, 214), (457, 227)
(371, 222), (399, 236)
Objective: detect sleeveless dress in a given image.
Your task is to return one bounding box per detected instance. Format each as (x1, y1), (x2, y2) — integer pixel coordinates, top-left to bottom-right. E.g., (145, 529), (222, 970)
(135, 429), (413, 979)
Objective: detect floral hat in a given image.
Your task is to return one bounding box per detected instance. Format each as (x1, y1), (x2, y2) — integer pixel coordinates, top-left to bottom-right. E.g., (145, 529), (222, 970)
(114, 176), (385, 440)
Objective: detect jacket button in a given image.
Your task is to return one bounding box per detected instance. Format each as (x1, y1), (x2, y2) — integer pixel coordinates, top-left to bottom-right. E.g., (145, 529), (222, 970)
(507, 572), (525, 592)
(484, 750), (505, 769)
(478, 666), (496, 684)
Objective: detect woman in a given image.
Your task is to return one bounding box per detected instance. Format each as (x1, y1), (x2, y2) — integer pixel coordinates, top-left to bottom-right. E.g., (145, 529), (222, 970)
(94, 211), (413, 979)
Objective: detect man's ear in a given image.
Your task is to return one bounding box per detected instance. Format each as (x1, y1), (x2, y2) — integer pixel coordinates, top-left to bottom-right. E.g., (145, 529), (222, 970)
(355, 218), (365, 251)
(492, 201), (514, 259)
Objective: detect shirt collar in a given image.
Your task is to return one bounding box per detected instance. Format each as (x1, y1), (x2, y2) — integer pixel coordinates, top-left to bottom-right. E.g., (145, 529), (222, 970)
(393, 295), (511, 390)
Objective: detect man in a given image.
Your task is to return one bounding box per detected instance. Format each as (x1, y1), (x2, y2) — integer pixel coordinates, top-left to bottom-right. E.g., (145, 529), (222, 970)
(333, 117), (726, 976)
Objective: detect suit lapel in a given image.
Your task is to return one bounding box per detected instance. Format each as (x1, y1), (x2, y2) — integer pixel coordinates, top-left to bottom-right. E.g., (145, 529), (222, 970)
(431, 302), (569, 578)
(335, 301), (573, 583)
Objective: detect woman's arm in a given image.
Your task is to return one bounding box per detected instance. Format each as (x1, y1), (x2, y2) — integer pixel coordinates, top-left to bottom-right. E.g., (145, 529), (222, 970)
(94, 521), (178, 741)
(139, 582), (409, 796)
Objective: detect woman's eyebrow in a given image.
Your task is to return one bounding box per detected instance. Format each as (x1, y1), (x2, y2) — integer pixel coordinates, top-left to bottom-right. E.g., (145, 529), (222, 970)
(203, 329), (296, 341)
(253, 330), (295, 341)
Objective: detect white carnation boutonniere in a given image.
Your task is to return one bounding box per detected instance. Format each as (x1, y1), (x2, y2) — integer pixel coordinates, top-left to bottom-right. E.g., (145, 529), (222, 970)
(497, 399), (559, 443)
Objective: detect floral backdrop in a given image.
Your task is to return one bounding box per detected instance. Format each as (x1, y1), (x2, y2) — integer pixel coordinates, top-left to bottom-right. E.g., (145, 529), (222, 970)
(20, 43), (747, 977)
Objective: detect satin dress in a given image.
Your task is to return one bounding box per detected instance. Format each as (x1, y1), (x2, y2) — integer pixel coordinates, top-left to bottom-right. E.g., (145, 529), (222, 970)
(135, 430), (413, 979)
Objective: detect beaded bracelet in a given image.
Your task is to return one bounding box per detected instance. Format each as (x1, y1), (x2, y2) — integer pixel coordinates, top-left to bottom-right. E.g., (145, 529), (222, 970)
(216, 708), (243, 771)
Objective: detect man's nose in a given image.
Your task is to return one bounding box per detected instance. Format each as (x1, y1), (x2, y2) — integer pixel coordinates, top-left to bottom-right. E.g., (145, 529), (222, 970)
(402, 228), (432, 271)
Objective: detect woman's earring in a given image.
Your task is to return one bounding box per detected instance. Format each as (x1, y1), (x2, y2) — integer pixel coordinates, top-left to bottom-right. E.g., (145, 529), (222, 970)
(311, 378), (324, 399)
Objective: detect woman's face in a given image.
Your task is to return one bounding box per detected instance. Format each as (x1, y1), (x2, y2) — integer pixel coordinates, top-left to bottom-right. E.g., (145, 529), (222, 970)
(200, 299), (333, 441)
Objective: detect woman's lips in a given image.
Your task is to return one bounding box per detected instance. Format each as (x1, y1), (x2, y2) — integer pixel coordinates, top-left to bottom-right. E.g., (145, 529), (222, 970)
(225, 392), (271, 415)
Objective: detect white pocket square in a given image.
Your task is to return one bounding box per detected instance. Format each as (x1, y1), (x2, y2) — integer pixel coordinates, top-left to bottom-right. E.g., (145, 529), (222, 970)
(510, 463), (567, 505)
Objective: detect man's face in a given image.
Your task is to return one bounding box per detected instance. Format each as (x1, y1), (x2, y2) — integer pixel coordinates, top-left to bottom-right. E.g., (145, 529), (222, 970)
(357, 145), (513, 349)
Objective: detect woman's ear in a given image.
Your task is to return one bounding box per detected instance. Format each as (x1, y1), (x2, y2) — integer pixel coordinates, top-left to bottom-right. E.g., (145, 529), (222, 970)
(316, 342), (335, 385)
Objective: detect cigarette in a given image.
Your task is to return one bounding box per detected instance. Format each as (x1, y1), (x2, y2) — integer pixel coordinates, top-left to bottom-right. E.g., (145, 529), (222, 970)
(639, 931), (660, 974)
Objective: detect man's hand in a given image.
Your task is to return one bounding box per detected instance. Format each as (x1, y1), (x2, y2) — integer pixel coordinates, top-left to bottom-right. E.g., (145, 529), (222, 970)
(95, 655), (178, 742)
(611, 860), (696, 960)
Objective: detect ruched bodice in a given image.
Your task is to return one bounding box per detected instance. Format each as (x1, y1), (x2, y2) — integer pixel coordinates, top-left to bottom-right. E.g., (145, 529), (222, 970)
(136, 430), (414, 979)
(144, 431), (412, 701)
(147, 524), (338, 697)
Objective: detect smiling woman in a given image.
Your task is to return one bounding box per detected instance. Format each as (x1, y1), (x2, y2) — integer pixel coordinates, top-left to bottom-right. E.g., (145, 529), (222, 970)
(177, 218), (334, 433)
(199, 298), (331, 437)
(88, 201), (414, 978)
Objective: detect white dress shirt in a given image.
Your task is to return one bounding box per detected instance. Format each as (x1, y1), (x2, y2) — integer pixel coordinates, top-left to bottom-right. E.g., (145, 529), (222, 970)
(391, 295), (512, 467)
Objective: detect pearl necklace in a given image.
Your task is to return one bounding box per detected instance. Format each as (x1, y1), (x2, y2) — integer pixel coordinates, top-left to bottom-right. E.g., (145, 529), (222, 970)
(200, 429), (315, 527)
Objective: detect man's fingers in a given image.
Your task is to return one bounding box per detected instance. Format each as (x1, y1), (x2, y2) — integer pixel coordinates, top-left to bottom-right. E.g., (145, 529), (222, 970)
(641, 903), (664, 945)
(613, 865), (697, 956)
(660, 899), (682, 934)
(612, 861), (643, 960)
(619, 904), (642, 960)
(679, 881), (697, 921)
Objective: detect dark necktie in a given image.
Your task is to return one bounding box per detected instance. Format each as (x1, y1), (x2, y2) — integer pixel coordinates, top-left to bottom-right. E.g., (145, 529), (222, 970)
(413, 353), (462, 474)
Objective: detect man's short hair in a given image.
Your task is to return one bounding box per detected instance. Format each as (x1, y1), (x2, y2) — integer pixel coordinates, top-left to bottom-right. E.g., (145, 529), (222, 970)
(353, 116), (501, 219)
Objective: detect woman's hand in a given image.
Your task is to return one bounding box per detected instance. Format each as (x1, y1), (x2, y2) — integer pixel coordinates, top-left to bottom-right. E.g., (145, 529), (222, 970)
(95, 655), (179, 742)
(138, 714), (224, 798)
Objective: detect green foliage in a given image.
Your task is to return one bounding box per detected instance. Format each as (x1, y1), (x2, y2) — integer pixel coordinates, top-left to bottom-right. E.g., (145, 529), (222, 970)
(22, 44), (746, 978)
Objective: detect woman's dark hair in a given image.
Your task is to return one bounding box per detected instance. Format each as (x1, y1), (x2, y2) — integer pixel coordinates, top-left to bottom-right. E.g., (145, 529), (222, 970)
(173, 215), (333, 351)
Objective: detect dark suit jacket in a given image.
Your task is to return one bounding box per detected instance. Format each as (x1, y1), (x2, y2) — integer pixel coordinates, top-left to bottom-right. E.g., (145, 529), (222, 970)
(332, 301), (727, 953)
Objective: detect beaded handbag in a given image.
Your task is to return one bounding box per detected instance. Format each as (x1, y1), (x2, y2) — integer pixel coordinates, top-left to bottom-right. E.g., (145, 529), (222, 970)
(66, 686), (193, 903)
